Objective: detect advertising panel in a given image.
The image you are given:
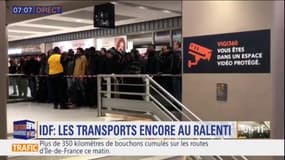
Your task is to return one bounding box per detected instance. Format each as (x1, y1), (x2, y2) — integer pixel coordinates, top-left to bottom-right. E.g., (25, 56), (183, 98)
(96, 36), (127, 51)
(52, 38), (96, 52)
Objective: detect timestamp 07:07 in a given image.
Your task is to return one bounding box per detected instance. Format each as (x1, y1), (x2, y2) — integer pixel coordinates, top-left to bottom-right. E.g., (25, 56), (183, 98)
(11, 6), (62, 15)
(12, 6), (35, 14)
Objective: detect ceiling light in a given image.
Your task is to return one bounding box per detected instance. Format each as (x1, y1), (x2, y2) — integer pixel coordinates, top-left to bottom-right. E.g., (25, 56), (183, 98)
(76, 19), (82, 22)
(138, 6), (146, 9)
(162, 10), (172, 13)
(8, 48), (22, 55)
(110, 2), (117, 5)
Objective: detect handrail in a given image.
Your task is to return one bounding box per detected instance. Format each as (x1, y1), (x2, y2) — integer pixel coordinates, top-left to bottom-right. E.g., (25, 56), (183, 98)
(146, 75), (248, 160)
(146, 75), (225, 160)
(149, 95), (179, 121)
(96, 74), (247, 160)
(150, 85), (193, 121)
(102, 83), (146, 87)
(7, 73), (182, 78)
(98, 74), (182, 78)
(100, 91), (146, 96)
(146, 75), (202, 121)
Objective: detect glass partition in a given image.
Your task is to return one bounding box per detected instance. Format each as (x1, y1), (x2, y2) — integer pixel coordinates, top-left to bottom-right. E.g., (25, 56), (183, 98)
(8, 74), (33, 103)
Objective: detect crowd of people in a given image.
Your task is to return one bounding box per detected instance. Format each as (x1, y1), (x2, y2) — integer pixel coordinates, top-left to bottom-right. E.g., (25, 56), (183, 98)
(8, 41), (182, 109)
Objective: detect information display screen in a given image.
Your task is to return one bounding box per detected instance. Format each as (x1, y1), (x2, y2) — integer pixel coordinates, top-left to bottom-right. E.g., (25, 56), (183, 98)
(94, 3), (115, 28)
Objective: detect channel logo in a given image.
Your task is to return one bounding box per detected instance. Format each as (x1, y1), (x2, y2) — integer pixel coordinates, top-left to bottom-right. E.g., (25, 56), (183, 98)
(13, 120), (35, 139)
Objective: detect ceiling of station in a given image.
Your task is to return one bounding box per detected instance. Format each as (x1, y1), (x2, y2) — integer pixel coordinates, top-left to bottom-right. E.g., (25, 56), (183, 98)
(7, 0), (181, 42)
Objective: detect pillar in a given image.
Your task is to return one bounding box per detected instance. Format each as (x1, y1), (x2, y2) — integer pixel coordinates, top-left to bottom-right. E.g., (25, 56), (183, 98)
(271, 1), (284, 160)
(0, 0), (8, 160)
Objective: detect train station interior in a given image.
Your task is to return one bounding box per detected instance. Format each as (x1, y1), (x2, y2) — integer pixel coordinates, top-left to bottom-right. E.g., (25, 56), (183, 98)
(0, 1), (284, 160)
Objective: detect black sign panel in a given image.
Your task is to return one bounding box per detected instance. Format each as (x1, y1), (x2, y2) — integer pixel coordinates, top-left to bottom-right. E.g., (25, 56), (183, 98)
(94, 3), (115, 28)
(183, 30), (270, 73)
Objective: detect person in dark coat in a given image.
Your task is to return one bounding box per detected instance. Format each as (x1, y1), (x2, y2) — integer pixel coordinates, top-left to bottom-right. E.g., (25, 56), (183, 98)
(96, 48), (108, 74)
(87, 47), (97, 75)
(158, 46), (173, 94)
(105, 50), (115, 74)
(121, 49), (145, 100)
(46, 50), (54, 103)
(37, 54), (49, 102)
(111, 47), (128, 74)
(86, 47), (98, 107)
(171, 41), (182, 102)
(16, 58), (28, 98)
(64, 49), (75, 105)
(8, 58), (18, 95)
(23, 56), (40, 100)
(146, 48), (160, 74)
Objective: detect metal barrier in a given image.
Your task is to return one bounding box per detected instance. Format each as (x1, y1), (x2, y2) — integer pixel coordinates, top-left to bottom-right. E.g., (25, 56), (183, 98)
(6, 73), (181, 103)
(7, 74), (32, 103)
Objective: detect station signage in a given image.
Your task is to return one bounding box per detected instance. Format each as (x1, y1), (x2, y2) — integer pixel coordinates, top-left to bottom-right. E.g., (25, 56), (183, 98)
(183, 30), (270, 73)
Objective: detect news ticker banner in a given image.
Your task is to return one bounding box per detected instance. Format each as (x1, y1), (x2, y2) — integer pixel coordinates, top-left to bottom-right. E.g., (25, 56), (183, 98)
(6, 120), (283, 156)
(13, 120), (270, 139)
(13, 121), (271, 139)
(1, 139), (284, 156)
(35, 121), (237, 139)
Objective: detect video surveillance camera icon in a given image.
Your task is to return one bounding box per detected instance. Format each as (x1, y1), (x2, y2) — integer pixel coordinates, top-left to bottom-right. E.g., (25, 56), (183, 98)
(188, 42), (212, 68)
